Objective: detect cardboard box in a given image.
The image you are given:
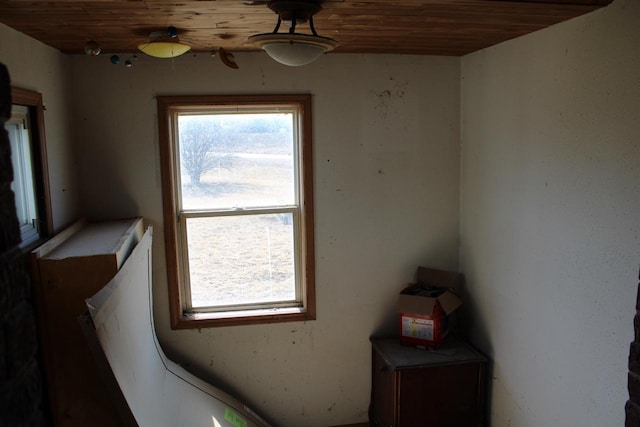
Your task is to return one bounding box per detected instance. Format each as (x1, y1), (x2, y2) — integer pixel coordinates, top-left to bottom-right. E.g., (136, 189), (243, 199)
(398, 266), (463, 348)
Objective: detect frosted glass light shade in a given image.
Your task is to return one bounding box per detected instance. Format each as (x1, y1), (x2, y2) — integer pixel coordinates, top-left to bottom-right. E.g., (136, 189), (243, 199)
(249, 33), (337, 66)
(138, 41), (190, 58)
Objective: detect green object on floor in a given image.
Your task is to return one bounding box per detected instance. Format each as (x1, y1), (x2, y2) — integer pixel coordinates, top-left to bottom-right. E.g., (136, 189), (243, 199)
(224, 407), (248, 427)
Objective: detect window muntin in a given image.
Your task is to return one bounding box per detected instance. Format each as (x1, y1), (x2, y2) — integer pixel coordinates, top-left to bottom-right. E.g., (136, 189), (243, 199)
(158, 95), (315, 328)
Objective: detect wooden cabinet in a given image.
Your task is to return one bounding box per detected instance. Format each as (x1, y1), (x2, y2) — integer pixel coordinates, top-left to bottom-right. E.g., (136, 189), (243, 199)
(369, 337), (487, 427)
(30, 218), (143, 427)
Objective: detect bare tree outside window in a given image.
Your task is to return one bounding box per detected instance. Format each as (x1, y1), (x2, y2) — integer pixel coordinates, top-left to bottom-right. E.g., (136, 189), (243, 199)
(179, 117), (230, 186)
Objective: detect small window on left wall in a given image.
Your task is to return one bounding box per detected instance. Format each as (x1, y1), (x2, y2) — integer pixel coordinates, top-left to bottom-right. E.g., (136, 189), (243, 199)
(8, 105), (38, 245)
(7, 87), (52, 248)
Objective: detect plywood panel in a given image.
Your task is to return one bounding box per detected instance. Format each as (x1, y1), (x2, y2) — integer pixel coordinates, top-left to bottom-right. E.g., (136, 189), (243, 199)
(85, 227), (271, 427)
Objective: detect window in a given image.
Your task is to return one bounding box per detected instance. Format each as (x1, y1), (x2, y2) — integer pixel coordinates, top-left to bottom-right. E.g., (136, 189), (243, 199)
(157, 95), (315, 328)
(7, 87), (52, 249)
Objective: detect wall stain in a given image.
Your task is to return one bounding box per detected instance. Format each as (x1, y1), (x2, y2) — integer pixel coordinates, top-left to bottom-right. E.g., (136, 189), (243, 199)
(370, 77), (408, 119)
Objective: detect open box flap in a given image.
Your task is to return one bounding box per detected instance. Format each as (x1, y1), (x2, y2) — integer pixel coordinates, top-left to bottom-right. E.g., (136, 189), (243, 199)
(398, 292), (437, 315)
(417, 266), (463, 291)
(437, 290), (463, 314)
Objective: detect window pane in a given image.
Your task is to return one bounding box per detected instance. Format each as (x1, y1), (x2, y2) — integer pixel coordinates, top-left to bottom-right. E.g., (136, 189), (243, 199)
(186, 214), (296, 308)
(6, 106), (39, 247)
(178, 113), (295, 210)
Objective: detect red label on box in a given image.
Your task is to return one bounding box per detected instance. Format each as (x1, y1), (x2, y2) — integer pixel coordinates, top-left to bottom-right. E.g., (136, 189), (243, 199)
(399, 303), (447, 348)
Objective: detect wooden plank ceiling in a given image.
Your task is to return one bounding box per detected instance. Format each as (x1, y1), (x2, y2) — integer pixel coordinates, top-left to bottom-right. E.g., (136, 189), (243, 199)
(0, 0), (614, 57)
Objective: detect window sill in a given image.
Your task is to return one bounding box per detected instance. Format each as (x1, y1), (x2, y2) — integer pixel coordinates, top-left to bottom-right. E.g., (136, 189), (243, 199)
(20, 235), (49, 254)
(172, 306), (316, 329)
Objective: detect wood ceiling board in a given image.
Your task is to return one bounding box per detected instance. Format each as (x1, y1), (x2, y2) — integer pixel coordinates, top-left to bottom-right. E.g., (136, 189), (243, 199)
(0, 0), (615, 56)
(490, 0), (610, 4)
(322, 3), (599, 19)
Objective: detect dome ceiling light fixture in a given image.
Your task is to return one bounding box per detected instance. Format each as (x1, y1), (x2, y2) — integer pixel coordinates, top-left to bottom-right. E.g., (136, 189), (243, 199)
(249, 0), (338, 67)
(138, 26), (191, 58)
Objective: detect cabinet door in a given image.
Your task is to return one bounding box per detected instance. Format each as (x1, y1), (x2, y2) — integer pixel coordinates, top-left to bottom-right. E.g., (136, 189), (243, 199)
(398, 363), (482, 427)
(371, 349), (397, 426)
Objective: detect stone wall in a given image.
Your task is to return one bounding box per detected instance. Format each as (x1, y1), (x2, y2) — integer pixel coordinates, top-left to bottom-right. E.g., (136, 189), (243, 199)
(0, 63), (47, 426)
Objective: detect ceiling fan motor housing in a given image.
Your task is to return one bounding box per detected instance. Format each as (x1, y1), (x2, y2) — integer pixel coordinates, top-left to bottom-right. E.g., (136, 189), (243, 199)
(268, 0), (322, 24)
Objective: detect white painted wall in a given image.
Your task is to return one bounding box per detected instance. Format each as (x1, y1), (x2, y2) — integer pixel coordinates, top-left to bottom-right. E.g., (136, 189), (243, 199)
(69, 52), (461, 426)
(0, 24), (79, 231)
(460, 0), (640, 425)
(9, 2), (634, 424)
